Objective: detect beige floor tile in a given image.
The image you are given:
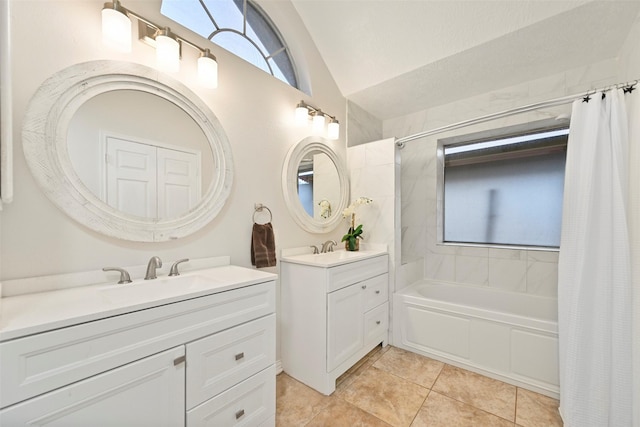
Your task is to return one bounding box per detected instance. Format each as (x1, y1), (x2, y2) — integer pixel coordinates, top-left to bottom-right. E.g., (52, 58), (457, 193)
(432, 365), (516, 422)
(515, 388), (563, 427)
(411, 391), (515, 427)
(335, 345), (392, 395)
(373, 346), (444, 388)
(276, 373), (331, 427)
(340, 367), (429, 427)
(306, 396), (393, 427)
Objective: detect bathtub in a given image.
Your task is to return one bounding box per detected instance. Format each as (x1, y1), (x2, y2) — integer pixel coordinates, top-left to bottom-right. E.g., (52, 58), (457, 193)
(393, 281), (559, 398)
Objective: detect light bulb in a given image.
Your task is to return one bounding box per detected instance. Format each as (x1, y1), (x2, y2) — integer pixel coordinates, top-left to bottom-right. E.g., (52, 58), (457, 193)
(295, 103), (309, 125)
(198, 49), (218, 89)
(327, 119), (340, 140)
(312, 112), (325, 133)
(101, 1), (131, 53)
(155, 28), (180, 73)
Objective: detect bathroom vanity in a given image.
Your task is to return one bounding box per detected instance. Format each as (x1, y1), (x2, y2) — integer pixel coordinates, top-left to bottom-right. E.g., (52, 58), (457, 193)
(280, 249), (389, 395)
(0, 262), (276, 426)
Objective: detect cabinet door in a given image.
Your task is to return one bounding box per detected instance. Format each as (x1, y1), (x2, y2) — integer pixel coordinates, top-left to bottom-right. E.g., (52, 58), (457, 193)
(0, 347), (186, 427)
(327, 284), (365, 372)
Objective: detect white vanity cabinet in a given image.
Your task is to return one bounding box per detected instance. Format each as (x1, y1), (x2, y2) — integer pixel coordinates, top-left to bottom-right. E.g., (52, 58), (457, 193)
(281, 253), (389, 395)
(0, 272), (276, 427)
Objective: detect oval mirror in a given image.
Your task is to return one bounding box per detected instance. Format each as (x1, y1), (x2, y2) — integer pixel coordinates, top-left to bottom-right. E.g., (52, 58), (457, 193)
(282, 137), (349, 233)
(22, 61), (233, 242)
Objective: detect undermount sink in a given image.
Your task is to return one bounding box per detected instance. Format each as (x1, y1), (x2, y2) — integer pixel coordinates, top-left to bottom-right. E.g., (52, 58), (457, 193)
(280, 249), (386, 267)
(99, 274), (217, 305)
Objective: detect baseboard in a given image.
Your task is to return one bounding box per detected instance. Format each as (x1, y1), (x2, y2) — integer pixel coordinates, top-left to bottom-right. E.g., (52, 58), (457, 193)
(276, 359), (283, 374)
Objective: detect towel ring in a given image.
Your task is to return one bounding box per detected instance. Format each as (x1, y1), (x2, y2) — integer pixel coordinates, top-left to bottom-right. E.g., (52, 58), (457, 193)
(253, 203), (273, 224)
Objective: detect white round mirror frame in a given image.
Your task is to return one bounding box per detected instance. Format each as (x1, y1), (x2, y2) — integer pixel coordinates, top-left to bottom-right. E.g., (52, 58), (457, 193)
(22, 60), (234, 242)
(282, 137), (349, 233)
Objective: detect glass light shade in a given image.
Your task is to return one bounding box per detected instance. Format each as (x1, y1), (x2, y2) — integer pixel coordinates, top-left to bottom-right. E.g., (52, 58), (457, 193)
(327, 120), (340, 140)
(295, 105), (309, 125)
(156, 32), (180, 73)
(197, 54), (218, 89)
(312, 113), (325, 133)
(101, 7), (131, 52)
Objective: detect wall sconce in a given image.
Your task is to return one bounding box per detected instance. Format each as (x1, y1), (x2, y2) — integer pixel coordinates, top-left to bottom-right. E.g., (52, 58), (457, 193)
(101, 0), (218, 88)
(295, 100), (340, 140)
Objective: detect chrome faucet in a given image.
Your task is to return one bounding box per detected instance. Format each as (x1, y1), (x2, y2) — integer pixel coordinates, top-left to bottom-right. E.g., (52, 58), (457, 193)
(144, 256), (162, 280)
(102, 267), (132, 284)
(310, 245), (320, 255)
(321, 240), (337, 253)
(169, 258), (189, 276)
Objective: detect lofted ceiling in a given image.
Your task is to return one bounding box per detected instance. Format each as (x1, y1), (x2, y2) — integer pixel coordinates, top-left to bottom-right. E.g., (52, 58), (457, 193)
(291, 0), (640, 120)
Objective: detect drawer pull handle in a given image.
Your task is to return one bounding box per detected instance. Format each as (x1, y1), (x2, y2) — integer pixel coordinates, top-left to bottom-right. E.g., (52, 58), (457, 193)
(362, 285), (367, 289)
(376, 320), (381, 325)
(173, 355), (186, 366)
(236, 409), (245, 419)
(235, 352), (245, 361)
(375, 290), (380, 294)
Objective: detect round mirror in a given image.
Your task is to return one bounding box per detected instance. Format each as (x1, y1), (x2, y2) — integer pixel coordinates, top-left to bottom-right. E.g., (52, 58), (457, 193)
(22, 61), (233, 241)
(282, 137), (349, 233)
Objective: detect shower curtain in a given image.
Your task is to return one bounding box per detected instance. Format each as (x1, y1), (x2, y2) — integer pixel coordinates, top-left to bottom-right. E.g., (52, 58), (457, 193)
(558, 88), (638, 427)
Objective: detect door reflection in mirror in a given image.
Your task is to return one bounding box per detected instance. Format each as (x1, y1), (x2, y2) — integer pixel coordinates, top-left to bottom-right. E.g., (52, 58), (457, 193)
(67, 89), (213, 219)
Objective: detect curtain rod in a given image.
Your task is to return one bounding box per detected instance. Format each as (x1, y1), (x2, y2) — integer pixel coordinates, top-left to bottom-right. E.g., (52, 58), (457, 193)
(395, 78), (638, 148)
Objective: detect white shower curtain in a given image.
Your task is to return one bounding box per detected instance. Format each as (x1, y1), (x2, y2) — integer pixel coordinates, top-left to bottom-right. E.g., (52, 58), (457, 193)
(558, 88), (638, 427)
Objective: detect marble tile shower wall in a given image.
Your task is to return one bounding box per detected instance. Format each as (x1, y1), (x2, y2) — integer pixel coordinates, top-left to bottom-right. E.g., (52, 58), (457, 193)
(386, 58), (621, 297)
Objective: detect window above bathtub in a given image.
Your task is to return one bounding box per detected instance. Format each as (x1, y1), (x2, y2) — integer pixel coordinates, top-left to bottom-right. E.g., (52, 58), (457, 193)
(437, 119), (569, 249)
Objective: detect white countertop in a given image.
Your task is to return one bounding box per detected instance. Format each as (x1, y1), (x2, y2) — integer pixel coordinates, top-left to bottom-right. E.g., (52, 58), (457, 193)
(280, 248), (388, 267)
(0, 265), (276, 342)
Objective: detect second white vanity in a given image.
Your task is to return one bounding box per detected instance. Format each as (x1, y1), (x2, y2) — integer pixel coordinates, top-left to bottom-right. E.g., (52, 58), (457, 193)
(280, 248), (389, 395)
(0, 259), (276, 426)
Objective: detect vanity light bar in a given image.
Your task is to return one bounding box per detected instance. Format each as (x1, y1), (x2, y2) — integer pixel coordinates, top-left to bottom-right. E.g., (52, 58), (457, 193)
(101, 0), (218, 89)
(295, 100), (340, 140)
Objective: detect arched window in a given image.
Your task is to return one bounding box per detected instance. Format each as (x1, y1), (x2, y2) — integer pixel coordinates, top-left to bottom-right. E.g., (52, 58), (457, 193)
(161, 0), (298, 89)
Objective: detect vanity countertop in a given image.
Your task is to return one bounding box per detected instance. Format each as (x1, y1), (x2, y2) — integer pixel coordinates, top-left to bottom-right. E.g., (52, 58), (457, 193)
(280, 248), (387, 268)
(0, 265), (276, 342)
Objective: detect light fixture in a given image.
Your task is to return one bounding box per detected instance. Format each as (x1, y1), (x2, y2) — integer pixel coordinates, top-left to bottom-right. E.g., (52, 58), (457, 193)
(100, 1), (218, 88)
(154, 27), (180, 73)
(294, 100), (341, 140)
(295, 102), (309, 125)
(198, 49), (218, 89)
(327, 117), (340, 140)
(101, 0), (131, 52)
(312, 111), (326, 133)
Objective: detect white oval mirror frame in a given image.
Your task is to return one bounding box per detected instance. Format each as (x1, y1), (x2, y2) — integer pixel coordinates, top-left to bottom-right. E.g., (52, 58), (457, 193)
(282, 137), (349, 233)
(22, 60), (234, 242)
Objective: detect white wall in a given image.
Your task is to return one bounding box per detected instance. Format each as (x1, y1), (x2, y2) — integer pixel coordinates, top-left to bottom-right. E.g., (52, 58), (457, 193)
(386, 58), (624, 297)
(0, 0), (348, 363)
(0, 0), (346, 280)
(619, 12), (640, 80)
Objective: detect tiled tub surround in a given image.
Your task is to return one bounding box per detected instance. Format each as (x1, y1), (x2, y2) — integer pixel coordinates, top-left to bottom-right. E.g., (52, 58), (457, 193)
(276, 345), (563, 427)
(394, 281), (559, 398)
(393, 59), (623, 299)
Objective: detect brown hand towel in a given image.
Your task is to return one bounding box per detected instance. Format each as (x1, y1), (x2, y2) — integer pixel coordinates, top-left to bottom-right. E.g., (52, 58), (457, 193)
(251, 222), (276, 268)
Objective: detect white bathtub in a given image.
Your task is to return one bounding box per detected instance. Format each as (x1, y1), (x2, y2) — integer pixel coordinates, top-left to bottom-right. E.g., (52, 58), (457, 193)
(393, 281), (559, 398)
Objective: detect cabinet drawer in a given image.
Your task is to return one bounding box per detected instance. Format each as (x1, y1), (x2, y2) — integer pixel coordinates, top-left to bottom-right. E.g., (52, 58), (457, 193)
(186, 314), (275, 409)
(187, 365), (275, 427)
(364, 303), (388, 346)
(0, 281), (275, 409)
(327, 255), (388, 292)
(362, 274), (388, 312)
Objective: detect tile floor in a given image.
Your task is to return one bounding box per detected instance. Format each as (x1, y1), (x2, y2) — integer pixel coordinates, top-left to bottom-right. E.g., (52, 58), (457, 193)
(276, 345), (563, 427)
